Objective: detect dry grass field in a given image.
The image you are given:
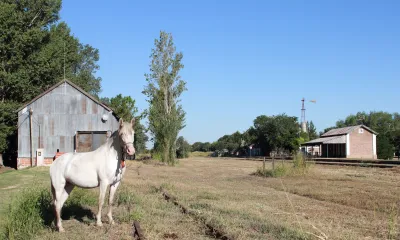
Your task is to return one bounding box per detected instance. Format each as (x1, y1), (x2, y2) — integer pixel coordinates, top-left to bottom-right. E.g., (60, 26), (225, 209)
(0, 157), (399, 240)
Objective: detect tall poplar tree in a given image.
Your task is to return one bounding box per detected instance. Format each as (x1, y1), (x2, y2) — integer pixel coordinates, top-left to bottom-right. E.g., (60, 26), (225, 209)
(143, 31), (187, 165)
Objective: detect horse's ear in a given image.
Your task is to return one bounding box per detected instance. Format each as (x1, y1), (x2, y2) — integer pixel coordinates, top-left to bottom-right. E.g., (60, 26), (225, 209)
(131, 118), (135, 128)
(119, 118), (124, 128)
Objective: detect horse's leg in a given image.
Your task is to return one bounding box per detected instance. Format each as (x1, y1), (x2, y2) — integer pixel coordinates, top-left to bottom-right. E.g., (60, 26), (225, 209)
(54, 182), (74, 232)
(50, 183), (57, 228)
(54, 186), (65, 232)
(96, 181), (108, 227)
(107, 181), (120, 225)
(60, 183), (74, 208)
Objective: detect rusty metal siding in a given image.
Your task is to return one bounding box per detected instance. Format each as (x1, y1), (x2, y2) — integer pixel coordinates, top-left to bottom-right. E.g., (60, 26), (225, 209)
(17, 82), (119, 158)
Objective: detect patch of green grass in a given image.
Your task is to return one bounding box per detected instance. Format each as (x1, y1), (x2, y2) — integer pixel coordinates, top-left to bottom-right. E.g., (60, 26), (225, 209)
(0, 167), (48, 189)
(1, 186), (52, 240)
(66, 188), (97, 207)
(254, 153), (313, 178)
(250, 221), (310, 240)
(190, 152), (212, 158)
(291, 153), (313, 175)
(189, 202), (211, 210)
(0, 183), (101, 240)
(160, 182), (175, 191)
(117, 205), (144, 223)
(0, 168), (49, 228)
(387, 203), (399, 240)
(116, 185), (141, 206)
(255, 164), (289, 178)
(196, 192), (219, 200)
(151, 151), (163, 162)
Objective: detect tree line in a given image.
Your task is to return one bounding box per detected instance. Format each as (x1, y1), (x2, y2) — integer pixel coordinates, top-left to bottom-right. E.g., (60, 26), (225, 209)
(191, 114), (318, 156)
(193, 111), (400, 160)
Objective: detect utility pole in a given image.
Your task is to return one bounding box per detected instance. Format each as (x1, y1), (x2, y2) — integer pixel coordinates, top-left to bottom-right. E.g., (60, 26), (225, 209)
(29, 108), (34, 167)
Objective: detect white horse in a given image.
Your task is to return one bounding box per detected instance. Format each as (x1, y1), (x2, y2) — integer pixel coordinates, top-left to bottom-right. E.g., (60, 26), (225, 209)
(49, 118), (135, 232)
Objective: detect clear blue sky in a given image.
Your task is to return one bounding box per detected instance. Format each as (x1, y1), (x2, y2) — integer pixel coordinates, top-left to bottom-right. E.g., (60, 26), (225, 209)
(60, 0), (400, 144)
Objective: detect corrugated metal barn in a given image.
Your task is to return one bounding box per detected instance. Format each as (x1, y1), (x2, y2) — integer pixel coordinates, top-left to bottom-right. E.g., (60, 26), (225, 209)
(16, 80), (119, 169)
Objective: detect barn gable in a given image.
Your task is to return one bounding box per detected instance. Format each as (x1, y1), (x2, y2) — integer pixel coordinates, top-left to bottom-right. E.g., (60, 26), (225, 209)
(17, 80), (119, 168)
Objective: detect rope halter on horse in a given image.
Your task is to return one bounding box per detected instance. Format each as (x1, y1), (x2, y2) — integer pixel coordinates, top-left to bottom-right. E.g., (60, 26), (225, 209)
(121, 142), (134, 168)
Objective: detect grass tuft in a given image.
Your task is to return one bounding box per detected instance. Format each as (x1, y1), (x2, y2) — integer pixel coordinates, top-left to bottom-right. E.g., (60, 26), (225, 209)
(196, 192), (219, 200)
(116, 185), (141, 206)
(2, 187), (52, 240)
(117, 206), (144, 223)
(66, 188), (97, 207)
(387, 203), (399, 240)
(189, 151), (212, 158)
(115, 185), (143, 223)
(254, 153), (313, 178)
(255, 164), (289, 178)
(1, 185), (99, 240)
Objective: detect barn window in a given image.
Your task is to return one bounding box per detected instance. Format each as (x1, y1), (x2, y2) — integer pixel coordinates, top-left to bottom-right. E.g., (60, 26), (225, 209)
(75, 131), (108, 152)
(359, 128), (364, 134)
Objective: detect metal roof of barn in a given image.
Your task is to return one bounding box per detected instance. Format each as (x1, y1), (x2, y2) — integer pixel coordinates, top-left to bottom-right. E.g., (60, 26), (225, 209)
(321, 125), (378, 137)
(302, 135), (346, 145)
(16, 79), (114, 114)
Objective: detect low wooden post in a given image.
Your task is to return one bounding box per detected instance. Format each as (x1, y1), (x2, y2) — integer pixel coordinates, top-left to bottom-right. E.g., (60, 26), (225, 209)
(263, 157), (266, 172)
(272, 155), (275, 170)
(133, 221), (145, 240)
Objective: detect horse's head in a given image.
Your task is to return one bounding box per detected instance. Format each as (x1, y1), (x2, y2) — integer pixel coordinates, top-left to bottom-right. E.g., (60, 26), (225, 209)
(118, 118), (136, 156)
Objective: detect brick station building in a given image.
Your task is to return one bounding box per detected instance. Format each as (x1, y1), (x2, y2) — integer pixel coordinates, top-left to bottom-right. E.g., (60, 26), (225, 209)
(302, 125), (378, 159)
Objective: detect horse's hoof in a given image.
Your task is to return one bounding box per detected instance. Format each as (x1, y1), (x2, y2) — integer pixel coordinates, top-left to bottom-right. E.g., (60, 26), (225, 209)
(58, 227), (65, 232)
(96, 222), (103, 227)
(110, 220), (115, 225)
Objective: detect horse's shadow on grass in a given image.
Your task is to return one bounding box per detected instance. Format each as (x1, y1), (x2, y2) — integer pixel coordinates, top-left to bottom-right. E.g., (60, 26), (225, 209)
(41, 203), (95, 227)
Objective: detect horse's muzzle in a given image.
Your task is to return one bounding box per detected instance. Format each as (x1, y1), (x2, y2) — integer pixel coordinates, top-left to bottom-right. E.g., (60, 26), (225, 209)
(126, 146), (135, 156)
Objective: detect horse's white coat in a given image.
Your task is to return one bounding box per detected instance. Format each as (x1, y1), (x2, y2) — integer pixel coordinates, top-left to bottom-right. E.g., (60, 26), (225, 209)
(49, 118), (135, 232)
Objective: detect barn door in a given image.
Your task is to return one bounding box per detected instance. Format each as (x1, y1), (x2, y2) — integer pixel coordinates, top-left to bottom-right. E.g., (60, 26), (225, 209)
(76, 131), (107, 152)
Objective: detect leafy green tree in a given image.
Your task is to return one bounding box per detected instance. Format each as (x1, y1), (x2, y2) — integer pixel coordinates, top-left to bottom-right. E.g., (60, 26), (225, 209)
(107, 94), (137, 120)
(191, 142), (203, 152)
(211, 141), (226, 152)
(211, 131), (244, 153)
(143, 31), (187, 165)
(0, 101), (19, 158)
(176, 136), (191, 159)
(101, 95), (148, 154)
(191, 142), (211, 152)
(202, 142), (211, 152)
(306, 121), (318, 140)
(253, 114), (300, 155)
(298, 131), (310, 145)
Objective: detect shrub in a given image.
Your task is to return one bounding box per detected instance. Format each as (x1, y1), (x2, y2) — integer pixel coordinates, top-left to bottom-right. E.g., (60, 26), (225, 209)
(291, 152), (313, 175)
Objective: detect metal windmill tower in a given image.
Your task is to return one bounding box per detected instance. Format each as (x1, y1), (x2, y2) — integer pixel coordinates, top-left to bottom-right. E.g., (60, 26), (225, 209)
(300, 98), (316, 132)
